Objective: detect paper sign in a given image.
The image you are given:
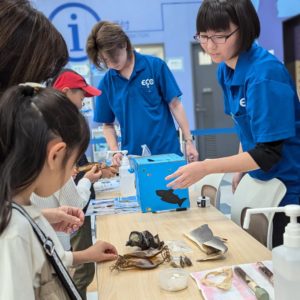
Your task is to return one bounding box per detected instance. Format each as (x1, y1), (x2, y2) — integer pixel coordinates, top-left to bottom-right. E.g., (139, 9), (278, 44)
(167, 57), (184, 71)
(198, 52), (212, 65)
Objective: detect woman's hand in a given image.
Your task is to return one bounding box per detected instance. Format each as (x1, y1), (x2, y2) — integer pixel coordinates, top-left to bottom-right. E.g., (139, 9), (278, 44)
(42, 206), (84, 233)
(165, 161), (208, 189)
(185, 141), (199, 162)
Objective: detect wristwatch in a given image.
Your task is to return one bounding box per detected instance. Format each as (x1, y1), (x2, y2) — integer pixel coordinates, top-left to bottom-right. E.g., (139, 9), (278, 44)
(184, 135), (194, 143)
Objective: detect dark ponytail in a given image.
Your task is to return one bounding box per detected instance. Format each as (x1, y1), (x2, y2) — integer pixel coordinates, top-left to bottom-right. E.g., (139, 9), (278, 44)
(0, 85), (90, 234)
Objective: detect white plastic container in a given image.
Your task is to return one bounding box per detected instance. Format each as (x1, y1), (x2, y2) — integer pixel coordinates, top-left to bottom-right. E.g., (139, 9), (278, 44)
(119, 154), (136, 197)
(159, 268), (188, 292)
(244, 205), (300, 300)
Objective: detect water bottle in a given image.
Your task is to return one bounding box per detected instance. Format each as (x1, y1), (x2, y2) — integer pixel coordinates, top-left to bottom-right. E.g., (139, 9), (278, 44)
(119, 153), (136, 197)
(141, 144), (151, 156)
(244, 205), (300, 300)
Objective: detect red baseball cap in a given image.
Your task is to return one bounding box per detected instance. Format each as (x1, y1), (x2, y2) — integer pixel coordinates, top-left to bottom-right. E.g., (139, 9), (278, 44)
(53, 71), (101, 97)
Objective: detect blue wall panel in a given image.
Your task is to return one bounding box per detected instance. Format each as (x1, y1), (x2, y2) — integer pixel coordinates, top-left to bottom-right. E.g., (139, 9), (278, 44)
(32, 0), (300, 130)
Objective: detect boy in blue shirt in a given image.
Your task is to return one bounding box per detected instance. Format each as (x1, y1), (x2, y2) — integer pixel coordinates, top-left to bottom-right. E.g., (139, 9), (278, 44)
(86, 21), (198, 165)
(166, 0), (300, 247)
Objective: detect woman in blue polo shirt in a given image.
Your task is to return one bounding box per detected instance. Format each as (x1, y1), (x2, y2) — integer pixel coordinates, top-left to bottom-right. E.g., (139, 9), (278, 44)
(86, 21), (198, 165)
(167, 0), (300, 247)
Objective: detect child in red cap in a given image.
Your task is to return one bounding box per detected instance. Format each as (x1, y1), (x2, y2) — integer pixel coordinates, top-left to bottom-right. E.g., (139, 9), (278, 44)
(54, 69), (99, 299)
(54, 69), (117, 299)
(52, 69), (101, 108)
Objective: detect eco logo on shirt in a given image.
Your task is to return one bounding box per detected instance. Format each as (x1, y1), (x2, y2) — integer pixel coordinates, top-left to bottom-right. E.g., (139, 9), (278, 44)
(239, 97), (246, 107)
(141, 78), (154, 88)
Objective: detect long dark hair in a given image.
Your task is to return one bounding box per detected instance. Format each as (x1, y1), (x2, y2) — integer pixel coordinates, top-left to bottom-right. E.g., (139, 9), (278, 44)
(0, 85), (90, 234)
(0, 0), (69, 95)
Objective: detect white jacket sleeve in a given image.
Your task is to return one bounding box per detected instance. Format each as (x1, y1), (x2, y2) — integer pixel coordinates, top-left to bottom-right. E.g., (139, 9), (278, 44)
(55, 177), (91, 209)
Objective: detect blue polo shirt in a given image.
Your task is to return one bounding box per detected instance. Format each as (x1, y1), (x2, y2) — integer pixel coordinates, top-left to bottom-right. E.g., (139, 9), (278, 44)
(218, 43), (300, 204)
(94, 51), (182, 156)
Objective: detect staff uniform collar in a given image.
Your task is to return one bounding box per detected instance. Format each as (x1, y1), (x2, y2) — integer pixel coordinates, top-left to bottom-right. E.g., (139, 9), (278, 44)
(225, 43), (257, 86)
(111, 50), (146, 77)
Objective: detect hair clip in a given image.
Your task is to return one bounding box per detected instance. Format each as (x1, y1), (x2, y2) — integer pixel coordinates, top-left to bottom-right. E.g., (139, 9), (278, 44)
(19, 82), (44, 88)
(19, 82), (44, 93)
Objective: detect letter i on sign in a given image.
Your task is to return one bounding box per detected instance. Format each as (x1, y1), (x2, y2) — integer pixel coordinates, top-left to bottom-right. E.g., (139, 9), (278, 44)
(68, 13), (83, 51)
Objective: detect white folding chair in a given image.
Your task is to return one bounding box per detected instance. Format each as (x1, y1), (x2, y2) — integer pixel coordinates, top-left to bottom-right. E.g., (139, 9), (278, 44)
(231, 174), (286, 249)
(191, 173), (226, 208)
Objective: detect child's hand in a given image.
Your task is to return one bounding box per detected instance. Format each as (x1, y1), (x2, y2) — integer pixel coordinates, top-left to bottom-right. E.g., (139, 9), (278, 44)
(87, 240), (118, 262)
(84, 165), (103, 183)
(42, 206), (84, 233)
(72, 167), (79, 179)
(101, 165), (118, 178)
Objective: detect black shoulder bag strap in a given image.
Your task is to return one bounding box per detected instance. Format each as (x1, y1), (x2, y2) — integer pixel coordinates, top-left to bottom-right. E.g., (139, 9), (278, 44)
(12, 203), (82, 300)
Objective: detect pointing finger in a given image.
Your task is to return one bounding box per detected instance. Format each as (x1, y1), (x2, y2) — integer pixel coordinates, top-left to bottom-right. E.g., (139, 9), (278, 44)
(165, 169), (182, 181)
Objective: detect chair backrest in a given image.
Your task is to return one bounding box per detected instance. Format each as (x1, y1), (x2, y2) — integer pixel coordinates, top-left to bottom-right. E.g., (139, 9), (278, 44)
(191, 173), (226, 208)
(231, 174), (286, 249)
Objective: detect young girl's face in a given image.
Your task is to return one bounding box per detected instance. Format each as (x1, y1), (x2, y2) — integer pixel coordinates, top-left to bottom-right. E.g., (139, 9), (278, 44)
(101, 47), (128, 71)
(34, 145), (78, 198)
(198, 23), (240, 68)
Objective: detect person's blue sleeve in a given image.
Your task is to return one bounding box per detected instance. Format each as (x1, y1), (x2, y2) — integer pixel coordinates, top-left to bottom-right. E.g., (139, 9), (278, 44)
(157, 60), (182, 103)
(247, 79), (296, 143)
(93, 79), (115, 123)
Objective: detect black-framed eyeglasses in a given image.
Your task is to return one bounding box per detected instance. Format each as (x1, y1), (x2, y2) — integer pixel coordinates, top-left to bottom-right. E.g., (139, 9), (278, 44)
(193, 27), (239, 44)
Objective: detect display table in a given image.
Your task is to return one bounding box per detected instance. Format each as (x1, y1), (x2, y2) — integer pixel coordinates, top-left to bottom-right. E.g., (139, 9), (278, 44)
(95, 191), (271, 299)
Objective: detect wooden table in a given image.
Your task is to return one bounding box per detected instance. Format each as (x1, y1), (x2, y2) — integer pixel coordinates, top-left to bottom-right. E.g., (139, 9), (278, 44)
(95, 193), (271, 300)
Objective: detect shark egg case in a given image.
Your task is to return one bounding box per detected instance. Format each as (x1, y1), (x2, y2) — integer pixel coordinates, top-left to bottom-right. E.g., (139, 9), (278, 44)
(132, 154), (190, 213)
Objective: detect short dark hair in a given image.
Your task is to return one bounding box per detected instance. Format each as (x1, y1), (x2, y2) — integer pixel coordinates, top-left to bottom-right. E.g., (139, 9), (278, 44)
(0, 85), (90, 234)
(86, 21), (133, 70)
(196, 0), (260, 52)
(0, 0), (69, 95)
